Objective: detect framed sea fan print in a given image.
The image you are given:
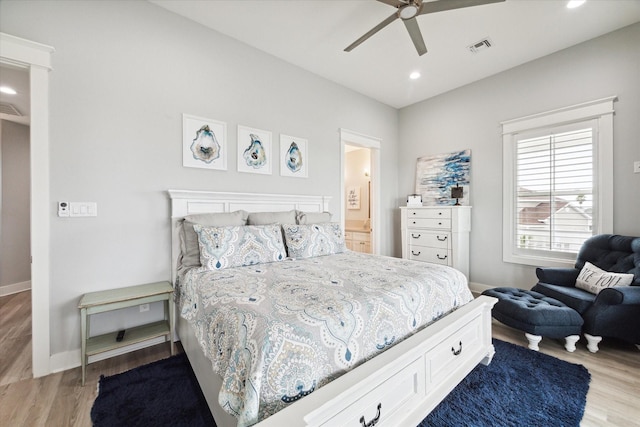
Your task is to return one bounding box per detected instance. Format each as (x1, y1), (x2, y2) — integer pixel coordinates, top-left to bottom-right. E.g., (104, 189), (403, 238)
(280, 134), (308, 178)
(237, 125), (272, 175)
(182, 114), (227, 170)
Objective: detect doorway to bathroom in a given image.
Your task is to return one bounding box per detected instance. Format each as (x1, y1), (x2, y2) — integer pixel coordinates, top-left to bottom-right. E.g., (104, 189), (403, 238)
(339, 128), (380, 255)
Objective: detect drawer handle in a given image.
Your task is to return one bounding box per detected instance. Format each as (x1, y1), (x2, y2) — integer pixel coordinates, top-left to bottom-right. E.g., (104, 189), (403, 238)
(438, 222), (442, 226)
(412, 221), (417, 225)
(412, 211), (417, 215)
(411, 233), (421, 239)
(411, 250), (421, 256)
(437, 235), (447, 241)
(438, 212), (442, 215)
(452, 341), (463, 356)
(437, 254), (447, 260)
(360, 403), (382, 427)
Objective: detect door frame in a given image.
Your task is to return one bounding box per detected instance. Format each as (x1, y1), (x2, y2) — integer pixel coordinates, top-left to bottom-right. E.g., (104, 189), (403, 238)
(0, 33), (54, 377)
(339, 129), (381, 254)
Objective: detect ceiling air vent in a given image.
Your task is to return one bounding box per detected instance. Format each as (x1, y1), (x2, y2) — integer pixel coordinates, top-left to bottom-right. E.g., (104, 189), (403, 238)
(0, 102), (22, 117)
(468, 38), (492, 53)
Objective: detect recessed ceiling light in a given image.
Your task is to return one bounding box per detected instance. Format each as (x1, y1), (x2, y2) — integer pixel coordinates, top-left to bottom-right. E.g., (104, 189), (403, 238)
(409, 71), (421, 80)
(0, 86), (17, 95)
(567, 0), (586, 9)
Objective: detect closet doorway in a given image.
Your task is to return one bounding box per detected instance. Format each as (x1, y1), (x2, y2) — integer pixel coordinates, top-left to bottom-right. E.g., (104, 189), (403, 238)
(0, 63), (32, 384)
(0, 33), (54, 379)
(340, 129), (381, 255)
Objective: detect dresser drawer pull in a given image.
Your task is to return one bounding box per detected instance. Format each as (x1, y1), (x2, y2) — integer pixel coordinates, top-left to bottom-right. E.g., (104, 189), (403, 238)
(411, 250), (421, 256)
(438, 212), (442, 215)
(436, 254), (447, 260)
(411, 233), (421, 238)
(437, 235), (447, 241)
(412, 211), (417, 215)
(438, 222), (442, 226)
(451, 341), (463, 356)
(359, 403), (382, 427)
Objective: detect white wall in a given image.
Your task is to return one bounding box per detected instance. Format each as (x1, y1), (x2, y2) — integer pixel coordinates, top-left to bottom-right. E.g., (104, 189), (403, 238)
(398, 23), (640, 290)
(0, 120), (31, 290)
(0, 0), (398, 358)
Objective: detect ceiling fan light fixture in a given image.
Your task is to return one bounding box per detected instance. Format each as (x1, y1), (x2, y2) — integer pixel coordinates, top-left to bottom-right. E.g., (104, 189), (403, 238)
(409, 71), (421, 80)
(399, 4), (419, 20)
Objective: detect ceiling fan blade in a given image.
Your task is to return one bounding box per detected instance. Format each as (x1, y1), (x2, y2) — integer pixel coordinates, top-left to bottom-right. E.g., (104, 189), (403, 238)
(377, 0), (408, 7)
(344, 12), (399, 52)
(403, 18), (427, 56)
(418, 0), (505, 15)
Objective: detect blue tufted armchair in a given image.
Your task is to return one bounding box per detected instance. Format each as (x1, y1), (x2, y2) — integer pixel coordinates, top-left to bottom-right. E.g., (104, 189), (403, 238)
(532, 234), (640, 353)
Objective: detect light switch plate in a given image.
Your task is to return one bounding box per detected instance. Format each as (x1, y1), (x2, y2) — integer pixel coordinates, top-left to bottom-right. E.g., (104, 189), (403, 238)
(69, 202), (97, 217)
(634, 160), (640, 174)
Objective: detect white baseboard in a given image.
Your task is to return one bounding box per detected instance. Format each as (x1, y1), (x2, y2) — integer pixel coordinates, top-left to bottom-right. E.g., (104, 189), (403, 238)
(0, 280), (31, 297)
(49, 336), (168, 374)
(469, 281), (494, 296)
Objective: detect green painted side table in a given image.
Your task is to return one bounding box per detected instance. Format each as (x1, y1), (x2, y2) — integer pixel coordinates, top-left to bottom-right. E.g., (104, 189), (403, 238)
(78, 281), (174, 385)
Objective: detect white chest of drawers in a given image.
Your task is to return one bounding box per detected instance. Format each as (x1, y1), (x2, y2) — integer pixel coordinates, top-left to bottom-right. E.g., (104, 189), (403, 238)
(400, 206), (471, 277)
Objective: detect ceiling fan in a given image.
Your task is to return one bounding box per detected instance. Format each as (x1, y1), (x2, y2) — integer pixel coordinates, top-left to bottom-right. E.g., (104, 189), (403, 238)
(345, 0), (505, 56)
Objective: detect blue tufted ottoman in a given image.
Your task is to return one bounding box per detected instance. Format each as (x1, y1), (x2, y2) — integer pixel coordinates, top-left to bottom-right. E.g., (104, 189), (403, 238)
(482, 287), (584, 352)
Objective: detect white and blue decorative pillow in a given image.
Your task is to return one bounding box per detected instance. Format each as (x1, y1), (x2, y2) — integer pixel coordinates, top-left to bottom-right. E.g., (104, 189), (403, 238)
(575, 261), (634, 294)
(282, 223), (346, 259)
(194, 224), (286, 270)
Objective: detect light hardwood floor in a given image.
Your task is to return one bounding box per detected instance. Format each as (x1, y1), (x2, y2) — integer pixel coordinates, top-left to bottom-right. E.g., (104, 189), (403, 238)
(1, 291), (638, 426)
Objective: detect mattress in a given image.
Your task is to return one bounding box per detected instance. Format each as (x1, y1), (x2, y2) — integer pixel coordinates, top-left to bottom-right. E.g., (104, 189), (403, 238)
(178, 251), (473, 427)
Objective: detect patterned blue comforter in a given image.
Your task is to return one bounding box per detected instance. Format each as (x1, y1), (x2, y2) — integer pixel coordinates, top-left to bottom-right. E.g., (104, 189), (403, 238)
(178, 252), (473, 427)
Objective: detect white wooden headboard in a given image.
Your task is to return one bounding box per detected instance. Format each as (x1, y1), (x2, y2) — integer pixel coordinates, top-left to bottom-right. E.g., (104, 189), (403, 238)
(168, 190), (331, 285)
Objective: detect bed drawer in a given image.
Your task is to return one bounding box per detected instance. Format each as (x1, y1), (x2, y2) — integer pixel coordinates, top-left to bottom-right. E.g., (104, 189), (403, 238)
(406, 218), (451, 229)
(406, 209), (451, 219)
(427, 314), (482, 387)
(408, 246), (451, 266)
(408, 231), (450, 249)
(320, 357), (425, 427)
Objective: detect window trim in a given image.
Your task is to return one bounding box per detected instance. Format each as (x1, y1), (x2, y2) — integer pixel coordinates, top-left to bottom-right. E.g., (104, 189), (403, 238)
(502, 96), (615, 267)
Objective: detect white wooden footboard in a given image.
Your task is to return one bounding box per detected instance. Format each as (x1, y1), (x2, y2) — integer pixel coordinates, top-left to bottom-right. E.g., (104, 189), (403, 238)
(178, 295), (496, 427)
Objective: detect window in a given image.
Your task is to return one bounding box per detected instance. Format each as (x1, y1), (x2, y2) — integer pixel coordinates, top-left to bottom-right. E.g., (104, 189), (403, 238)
(502, 97), (615, 267)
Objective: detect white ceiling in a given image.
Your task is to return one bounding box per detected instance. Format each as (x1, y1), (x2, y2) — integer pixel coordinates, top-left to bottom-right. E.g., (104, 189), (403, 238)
(151, 0), (640, 109)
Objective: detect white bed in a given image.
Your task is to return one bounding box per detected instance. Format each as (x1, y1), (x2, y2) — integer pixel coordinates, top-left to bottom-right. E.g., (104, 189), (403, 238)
(169, 190), (497, 427)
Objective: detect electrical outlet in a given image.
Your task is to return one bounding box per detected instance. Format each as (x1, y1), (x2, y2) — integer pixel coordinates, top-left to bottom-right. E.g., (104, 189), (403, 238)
(139, 303), (150, 313)
(634, 160), (640, 174)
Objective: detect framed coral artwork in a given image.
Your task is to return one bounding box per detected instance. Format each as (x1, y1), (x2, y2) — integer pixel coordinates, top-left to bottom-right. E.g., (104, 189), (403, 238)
(280, 134), (308, 178)
(182, 114), (227, 170)
(237, 125), (272, 175)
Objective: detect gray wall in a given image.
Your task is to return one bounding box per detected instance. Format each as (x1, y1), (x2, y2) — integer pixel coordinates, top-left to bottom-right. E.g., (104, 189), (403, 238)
(0, 120), (31, 289)
(0, 0), (398, 356)
(398, 23), (640, 289)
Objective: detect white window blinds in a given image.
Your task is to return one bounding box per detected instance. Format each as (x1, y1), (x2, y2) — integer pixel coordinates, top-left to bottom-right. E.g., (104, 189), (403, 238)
(501, 96), (615, 267)
(515, 123), (594, 254)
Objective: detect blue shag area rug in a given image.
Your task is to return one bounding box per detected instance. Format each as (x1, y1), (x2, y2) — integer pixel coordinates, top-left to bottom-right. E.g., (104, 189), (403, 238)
(91, 339), (590, 427)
